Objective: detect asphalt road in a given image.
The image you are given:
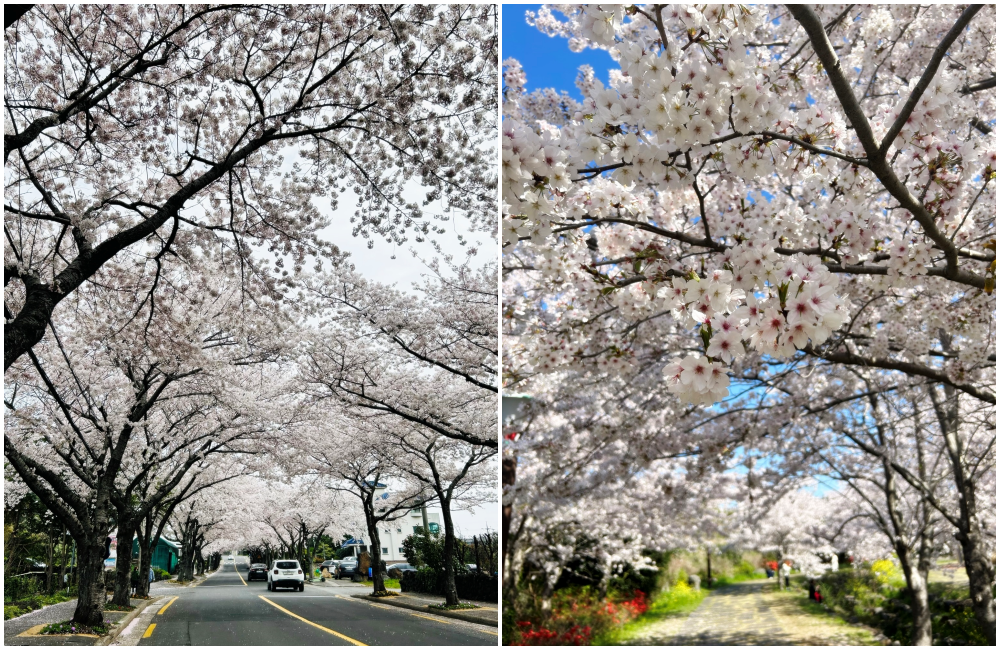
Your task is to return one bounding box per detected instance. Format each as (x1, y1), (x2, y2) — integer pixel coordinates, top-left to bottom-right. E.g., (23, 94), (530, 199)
(137, 558), (496, 646)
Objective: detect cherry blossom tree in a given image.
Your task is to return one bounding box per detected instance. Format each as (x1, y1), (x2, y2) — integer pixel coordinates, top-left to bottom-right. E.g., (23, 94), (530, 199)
(390, 422), (496, 605)
(289, 414), (434, 595)
(504, 4), (993, 408)
(504, 2), (995, 639)
(299, 258), (498, 449)
(5, 4), (497, 370)
(3, 267), (289, 623)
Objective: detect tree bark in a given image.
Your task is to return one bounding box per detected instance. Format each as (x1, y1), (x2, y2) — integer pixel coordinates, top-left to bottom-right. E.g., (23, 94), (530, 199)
(896, 541), (932, 645)
(928, 382), (996, 644)
(111, 518), (136, 606)
(440, 496), (460, 606)
(364, 515), (386, 594)
(502, 456), (515, 575)
(45, 522), (55, 595)
(73, 532), (108, 626)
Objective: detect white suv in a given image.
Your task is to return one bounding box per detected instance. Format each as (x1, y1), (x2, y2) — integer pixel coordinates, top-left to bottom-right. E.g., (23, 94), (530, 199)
(267, 559), (305, 591)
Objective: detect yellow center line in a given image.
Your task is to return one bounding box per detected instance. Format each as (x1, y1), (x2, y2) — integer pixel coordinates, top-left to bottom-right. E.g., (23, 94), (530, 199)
(157, 596), (178, 615)
(142, 624), (157, 638)
(236, 569), (247, 586)
(259, 596), (367, 646)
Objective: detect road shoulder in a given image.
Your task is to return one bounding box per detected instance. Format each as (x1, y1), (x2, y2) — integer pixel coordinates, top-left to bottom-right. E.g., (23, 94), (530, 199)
(350, 593), (498, 628)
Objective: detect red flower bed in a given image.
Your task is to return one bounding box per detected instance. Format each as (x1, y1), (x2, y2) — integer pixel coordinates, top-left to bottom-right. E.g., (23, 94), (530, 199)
(510, 589), (649, 645)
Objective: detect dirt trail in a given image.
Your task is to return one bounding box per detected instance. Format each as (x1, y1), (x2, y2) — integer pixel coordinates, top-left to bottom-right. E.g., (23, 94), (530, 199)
(624, 579), (877, 646)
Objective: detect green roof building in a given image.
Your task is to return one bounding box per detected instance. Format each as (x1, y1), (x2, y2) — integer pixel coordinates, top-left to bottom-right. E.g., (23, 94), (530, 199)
(131, 537), (180, 574)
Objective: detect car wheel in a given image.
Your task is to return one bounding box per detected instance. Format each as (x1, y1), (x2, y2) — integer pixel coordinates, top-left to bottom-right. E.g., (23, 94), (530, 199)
(267, 581), (271, 591)
(300, 583), (304, 592)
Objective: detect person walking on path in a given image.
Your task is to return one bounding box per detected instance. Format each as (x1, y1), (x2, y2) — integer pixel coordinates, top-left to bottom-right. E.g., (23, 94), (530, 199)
(130, 567), (140, 597)
(779, 561), (791, 590)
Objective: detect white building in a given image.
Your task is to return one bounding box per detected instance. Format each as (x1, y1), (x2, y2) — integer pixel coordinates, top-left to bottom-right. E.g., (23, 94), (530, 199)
(371, 486), (442, 564)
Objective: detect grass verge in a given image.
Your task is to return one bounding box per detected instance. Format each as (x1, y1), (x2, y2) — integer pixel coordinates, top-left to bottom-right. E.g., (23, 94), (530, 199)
(362, 578), (401, 589)
(4, 591), (75, 620)
(592, 583), (708, 645)
(40, 620), (108, 636)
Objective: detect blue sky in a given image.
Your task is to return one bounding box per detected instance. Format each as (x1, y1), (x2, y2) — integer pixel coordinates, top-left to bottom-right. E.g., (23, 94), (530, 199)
(502, 4), (617, 100)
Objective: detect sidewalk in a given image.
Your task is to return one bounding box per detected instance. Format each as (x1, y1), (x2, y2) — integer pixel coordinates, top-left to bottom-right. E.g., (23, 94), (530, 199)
(351, 591), (498, 627)
(304, 577), (373, 590)
(5, 596), (163, 647)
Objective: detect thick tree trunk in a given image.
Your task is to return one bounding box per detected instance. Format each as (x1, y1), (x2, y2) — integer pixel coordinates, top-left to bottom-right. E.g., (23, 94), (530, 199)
(112, 520), (135, 606)
(72, 536), (107, 626)
(138, 543), (154, 597)
(440, 497), (460, 606)
(896, 542), (932, 645)
(135, 518), (153, 598)
(501, 456), (515, 575)
(365, 517), (386, 594)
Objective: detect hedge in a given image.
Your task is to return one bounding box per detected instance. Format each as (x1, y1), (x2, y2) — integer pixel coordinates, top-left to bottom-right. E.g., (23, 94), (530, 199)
(400, 568), (497, 603)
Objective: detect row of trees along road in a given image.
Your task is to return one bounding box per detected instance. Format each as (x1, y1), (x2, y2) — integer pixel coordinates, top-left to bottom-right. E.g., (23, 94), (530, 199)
(502, 3), (994, 645)
(5, 4), (497, 625)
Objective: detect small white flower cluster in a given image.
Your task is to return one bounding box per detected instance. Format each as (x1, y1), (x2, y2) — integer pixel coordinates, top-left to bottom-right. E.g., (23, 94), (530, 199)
(887, 239), (933, 277)
(661, 246), (848, 403)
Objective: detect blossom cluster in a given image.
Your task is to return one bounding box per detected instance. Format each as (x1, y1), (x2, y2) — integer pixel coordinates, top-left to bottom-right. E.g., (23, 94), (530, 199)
(503, 3), (994, 406)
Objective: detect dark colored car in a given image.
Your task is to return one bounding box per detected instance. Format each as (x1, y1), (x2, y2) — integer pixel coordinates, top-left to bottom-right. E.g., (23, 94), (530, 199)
(248, 563), (268, 581)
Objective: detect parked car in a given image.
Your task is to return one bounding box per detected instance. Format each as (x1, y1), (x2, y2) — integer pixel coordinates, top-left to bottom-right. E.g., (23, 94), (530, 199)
(386, 563), (417, 573)
(247, 563), (268, 581)
(337, 557), (358, 579)
(318, 559), (341, 578)
(267, 560), (304, 592)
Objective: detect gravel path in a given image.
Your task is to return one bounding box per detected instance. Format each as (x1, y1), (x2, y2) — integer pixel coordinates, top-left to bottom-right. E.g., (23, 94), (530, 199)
(625, 579), (878, 646)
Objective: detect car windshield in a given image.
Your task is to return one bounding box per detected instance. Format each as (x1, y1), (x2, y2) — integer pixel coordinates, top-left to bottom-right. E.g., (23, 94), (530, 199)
(252, 564), (265, 568)
(276, 561), (298, 569)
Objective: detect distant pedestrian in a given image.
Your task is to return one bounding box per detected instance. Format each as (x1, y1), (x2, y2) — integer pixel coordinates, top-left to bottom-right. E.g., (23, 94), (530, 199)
(130, 567), (140, 596)
(779, 561), (791, 590)
(149, 566), (154, 590)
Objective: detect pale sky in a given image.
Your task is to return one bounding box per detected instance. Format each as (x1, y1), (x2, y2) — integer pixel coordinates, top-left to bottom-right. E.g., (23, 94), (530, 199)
(323, 186), (499, 538)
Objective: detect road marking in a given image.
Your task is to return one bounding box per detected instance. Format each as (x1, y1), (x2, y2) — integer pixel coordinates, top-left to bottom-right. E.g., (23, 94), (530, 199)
(409, 611), (499, 636)
(236, 570), (247, 586)
(142, 624), (156, 638)
(411, 612), (454, 624)
(157, 596), (178, 615)
(259, 596), (367, 646)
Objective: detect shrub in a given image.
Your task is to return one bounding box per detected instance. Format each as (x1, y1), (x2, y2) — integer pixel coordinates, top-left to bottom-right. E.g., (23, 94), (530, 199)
(513, 622), (592, 646)
(869, 559), (901, 586)
(809, 565), (985, 645)
(400, 567), (498, 603)
(153, 568), (171, 581)
(5, 605), (24, 620)
(508, 587), (649, 645)
(4, 575), (41, 602)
